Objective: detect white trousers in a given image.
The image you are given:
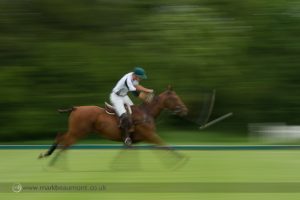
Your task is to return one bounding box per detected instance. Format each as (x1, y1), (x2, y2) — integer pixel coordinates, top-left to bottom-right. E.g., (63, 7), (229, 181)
(110, 93), (134, 117)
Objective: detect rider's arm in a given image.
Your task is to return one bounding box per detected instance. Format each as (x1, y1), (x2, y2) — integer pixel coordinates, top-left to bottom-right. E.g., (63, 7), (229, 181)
(135, 85), (153, 93)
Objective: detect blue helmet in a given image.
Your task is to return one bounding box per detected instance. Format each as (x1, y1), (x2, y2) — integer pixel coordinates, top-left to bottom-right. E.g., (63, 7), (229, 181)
(134, 67), (147, 79)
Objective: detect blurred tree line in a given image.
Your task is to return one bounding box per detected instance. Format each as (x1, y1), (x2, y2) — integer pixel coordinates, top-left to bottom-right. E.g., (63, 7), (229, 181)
(0, 0), (299, 140)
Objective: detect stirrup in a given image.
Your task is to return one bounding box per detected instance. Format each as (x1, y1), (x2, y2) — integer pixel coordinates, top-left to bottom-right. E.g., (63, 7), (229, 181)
(124, 137), (132, 146)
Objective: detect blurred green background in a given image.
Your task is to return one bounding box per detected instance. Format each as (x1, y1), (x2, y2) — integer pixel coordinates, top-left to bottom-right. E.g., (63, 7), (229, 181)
(1, 0), (300, 141)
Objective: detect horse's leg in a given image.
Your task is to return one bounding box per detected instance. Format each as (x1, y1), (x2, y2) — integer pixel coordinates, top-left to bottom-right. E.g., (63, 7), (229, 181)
(145, 133), (182, 157)
(144, 132), (188, 169)
(38, 132), (64, 159)
(109, 148), (142, 171)
(38, 131), (78, 159)
(49, 132), (79, 167)
(144, 132), (166, 146)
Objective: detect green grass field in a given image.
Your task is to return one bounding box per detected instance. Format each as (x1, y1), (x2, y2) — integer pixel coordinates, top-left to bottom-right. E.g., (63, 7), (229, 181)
(1, 148), (300, 200)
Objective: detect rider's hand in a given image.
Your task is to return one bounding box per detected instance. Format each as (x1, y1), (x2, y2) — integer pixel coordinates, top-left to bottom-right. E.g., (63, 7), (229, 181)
(139, 90), (154, 103)
(147, 89), (154, 93)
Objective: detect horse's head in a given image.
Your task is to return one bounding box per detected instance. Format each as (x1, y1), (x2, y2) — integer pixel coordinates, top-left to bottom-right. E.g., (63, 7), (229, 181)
(159, 85), (188, 117)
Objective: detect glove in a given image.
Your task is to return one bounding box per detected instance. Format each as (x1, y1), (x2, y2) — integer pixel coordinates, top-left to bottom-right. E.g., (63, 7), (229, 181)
(139, 91), (154, 103)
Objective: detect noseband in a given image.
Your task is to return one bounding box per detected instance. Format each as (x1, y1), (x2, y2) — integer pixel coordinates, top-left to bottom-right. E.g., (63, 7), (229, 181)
(172, 105), (185, 115)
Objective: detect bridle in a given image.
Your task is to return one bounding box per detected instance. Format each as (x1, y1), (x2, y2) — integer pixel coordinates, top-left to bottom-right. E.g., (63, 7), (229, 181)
(172, 105), (185, 115)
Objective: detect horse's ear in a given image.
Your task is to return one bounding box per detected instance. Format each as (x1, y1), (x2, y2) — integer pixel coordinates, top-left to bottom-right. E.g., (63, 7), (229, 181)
(167, 85), (173, 91)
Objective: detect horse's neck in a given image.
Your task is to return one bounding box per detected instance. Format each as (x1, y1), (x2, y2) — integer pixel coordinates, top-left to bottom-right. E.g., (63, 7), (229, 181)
(140, 95), (164, 118)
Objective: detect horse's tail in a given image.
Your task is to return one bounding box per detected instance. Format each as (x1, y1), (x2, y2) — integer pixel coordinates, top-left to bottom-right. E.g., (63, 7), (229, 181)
(57, 107), (76, 113)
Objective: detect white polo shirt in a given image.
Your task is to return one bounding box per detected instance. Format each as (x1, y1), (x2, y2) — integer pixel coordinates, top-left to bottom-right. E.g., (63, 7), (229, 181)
(112, 72), (139, 96)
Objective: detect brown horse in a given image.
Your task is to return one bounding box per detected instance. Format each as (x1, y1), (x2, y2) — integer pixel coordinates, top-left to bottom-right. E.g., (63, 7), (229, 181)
(38, 86), (188, 159)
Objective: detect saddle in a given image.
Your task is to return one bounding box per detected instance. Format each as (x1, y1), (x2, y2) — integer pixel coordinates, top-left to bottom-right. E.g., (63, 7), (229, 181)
(104, 102), (116, 115)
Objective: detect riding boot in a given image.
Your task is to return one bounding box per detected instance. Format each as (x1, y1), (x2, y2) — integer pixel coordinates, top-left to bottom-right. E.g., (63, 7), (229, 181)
(119, 113), (133, 146)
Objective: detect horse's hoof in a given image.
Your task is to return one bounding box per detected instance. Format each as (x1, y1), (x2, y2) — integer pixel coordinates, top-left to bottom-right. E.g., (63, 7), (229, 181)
(38, 153), (45, 159)
(173, 155), (189, 170)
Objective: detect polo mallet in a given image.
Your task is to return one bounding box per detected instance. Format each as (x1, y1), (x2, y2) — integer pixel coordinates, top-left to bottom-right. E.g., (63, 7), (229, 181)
(199, 112), (233, 130)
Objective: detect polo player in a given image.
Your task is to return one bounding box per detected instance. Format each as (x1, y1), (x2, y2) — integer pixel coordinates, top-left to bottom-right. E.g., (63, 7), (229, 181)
(110, 67), (153, 146)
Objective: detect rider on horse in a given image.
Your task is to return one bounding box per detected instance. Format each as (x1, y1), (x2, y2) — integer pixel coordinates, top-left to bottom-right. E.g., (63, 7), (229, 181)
(110, 67), (154, 146)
